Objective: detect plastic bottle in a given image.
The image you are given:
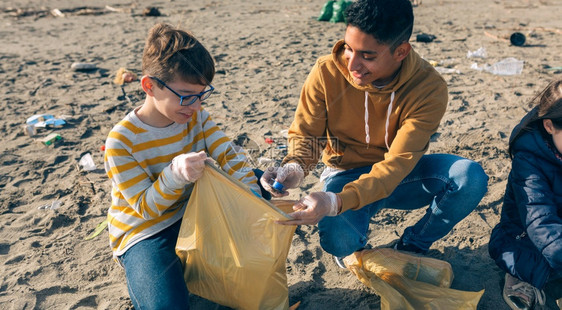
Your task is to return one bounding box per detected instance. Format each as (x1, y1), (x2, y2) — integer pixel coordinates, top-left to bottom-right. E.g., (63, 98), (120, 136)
(71, 62), (97, 71)
(487, 57), (524, 75)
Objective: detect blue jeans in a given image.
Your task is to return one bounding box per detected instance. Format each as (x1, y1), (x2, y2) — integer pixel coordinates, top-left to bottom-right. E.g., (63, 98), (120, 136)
(119, 220), (190, 310)
(318, 153), (489, 257)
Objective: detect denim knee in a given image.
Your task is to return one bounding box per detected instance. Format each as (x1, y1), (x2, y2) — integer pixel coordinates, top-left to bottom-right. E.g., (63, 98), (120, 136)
(319, 222), (367, 257)
(453, 158), (489, 198)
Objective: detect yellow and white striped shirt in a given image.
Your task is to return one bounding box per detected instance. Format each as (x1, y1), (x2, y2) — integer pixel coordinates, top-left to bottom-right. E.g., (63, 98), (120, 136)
(104, 107), (259, 258)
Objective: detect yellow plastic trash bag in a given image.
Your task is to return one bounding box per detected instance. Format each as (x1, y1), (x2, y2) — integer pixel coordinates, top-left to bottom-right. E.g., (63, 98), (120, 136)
(175, 163), (296, 310)
(344, 248), (484, 310)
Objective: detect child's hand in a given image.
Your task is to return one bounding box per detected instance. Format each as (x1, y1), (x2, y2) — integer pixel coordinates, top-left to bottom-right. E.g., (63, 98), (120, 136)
(171, 151), (207, 184)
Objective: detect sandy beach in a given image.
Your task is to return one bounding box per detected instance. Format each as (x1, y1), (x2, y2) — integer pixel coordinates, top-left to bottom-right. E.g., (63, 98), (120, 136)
(1, 0), (561, 308)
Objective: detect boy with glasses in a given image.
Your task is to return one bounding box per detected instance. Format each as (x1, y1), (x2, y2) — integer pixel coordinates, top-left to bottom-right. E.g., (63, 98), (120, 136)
(104, 23), (262, 309)
(261, 0), (488, 267)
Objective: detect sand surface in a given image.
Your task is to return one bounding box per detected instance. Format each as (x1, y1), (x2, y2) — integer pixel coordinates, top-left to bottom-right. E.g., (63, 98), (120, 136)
(1, 0), (561, 309)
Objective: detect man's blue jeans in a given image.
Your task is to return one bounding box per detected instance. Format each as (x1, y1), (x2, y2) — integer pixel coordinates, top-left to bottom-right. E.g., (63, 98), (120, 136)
(119, 220), (189, 310)
(318, 154), (489, 257)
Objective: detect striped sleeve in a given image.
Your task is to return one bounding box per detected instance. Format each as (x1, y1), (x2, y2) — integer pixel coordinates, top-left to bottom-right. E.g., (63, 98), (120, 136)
(199, 111), (261, 195)
(104, 120), (188, 220)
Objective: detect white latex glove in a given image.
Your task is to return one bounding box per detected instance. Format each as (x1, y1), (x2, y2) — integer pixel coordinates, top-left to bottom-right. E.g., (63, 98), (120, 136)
(278, 191), (340, 225)
(260, 162), (304, 197)
(170, 151), (207, 184)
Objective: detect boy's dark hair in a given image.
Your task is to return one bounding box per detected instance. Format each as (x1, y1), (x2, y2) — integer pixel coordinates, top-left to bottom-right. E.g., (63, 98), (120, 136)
(509, 79), (562, 157)
(142, 23), (215, 86)
(345, 0), (414, 52)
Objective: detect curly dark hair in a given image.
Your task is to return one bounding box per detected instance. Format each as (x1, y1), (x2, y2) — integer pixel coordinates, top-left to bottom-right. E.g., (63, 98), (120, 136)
(345, 0), (414, 51)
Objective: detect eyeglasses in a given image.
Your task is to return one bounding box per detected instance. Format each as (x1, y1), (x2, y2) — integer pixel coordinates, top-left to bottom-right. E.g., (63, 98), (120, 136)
(149, 76), (214, 106)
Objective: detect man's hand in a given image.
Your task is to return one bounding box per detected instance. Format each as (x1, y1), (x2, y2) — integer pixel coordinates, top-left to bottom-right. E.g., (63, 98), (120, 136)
(170, 151), (207, 184)
(260, 162), (304, 197)
(278, 191), (340, 225)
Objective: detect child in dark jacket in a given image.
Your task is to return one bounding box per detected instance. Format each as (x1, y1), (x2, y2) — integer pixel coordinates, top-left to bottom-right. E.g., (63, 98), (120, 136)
(489, 79), (562, 310)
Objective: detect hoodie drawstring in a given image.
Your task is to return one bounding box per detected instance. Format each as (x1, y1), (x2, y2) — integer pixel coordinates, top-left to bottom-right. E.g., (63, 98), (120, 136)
(364, 92), (370, 148)
(364, 91), (395, 150)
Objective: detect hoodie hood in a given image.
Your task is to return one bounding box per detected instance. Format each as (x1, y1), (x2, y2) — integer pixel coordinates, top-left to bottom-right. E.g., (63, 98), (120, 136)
(331, 39), (423, 94)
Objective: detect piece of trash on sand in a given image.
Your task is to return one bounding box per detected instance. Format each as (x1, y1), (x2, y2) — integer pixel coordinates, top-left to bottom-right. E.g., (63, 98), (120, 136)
(466, 47), (487, 58)
(85, 219), (108, 240)
(258, 157), (274, 165)
(113, 67), (138, 85)
(51, 8), (64, 17)
(71, 62), (97, 71)
(38, 200), (62, 210)
(41, 133), (62, 146)
(23, 124), (37, 136)
(510, 32), (526, 46)
(472, 57), (524, 75)
(143, 7), (161, 16)
(79, 153), (97, 171)
(27, 114), (66, 128)
(279, 129), (289, 138)
(434, 67), (460, 74)
(416, 33), (436, 43)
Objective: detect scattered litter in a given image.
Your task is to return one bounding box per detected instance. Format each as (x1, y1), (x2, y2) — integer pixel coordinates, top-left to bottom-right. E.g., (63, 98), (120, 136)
(25, 114), (66, 136)
(510, 32), (526, 46)
(26, 114), (66, 128)
(51, 8), (64, 17)
(279, 129), (289, 138)
(41, 133), (62, 146)
(113, 67), (138, 85)
(434, 67), (460, 74)
(258, 157), (274, 165)
(100, 145), (106, 152)
(484, 31), (509, 43)
(265, 137), (274, 144)
(23, 124), (37, 137)
(466, 47), (487, 59)
(84, 220), (108, 240)
(416, 33), (436, 43)
(38, 200), (62, 210)
(79, 153), (97, 171)
(546, 66), (562, 73)
(471, 57), (524, 75)
(71, 62), (97, 71)
(276, 145), (287, 150)
(143, 7), (161, 16)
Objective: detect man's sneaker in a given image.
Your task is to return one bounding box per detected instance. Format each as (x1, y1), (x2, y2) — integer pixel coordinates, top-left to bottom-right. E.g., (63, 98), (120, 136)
(334, 256), (347, 269)
(393, 237), (427, 255)
(503, 273), (545, 310)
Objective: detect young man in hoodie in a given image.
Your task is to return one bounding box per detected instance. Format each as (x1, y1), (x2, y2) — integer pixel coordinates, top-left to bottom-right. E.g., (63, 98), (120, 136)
(261, 0), (489, 266)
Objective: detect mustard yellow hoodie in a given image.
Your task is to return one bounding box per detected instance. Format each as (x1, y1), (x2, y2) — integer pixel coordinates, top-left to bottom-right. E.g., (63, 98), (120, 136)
(283, 40), (448, 212)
